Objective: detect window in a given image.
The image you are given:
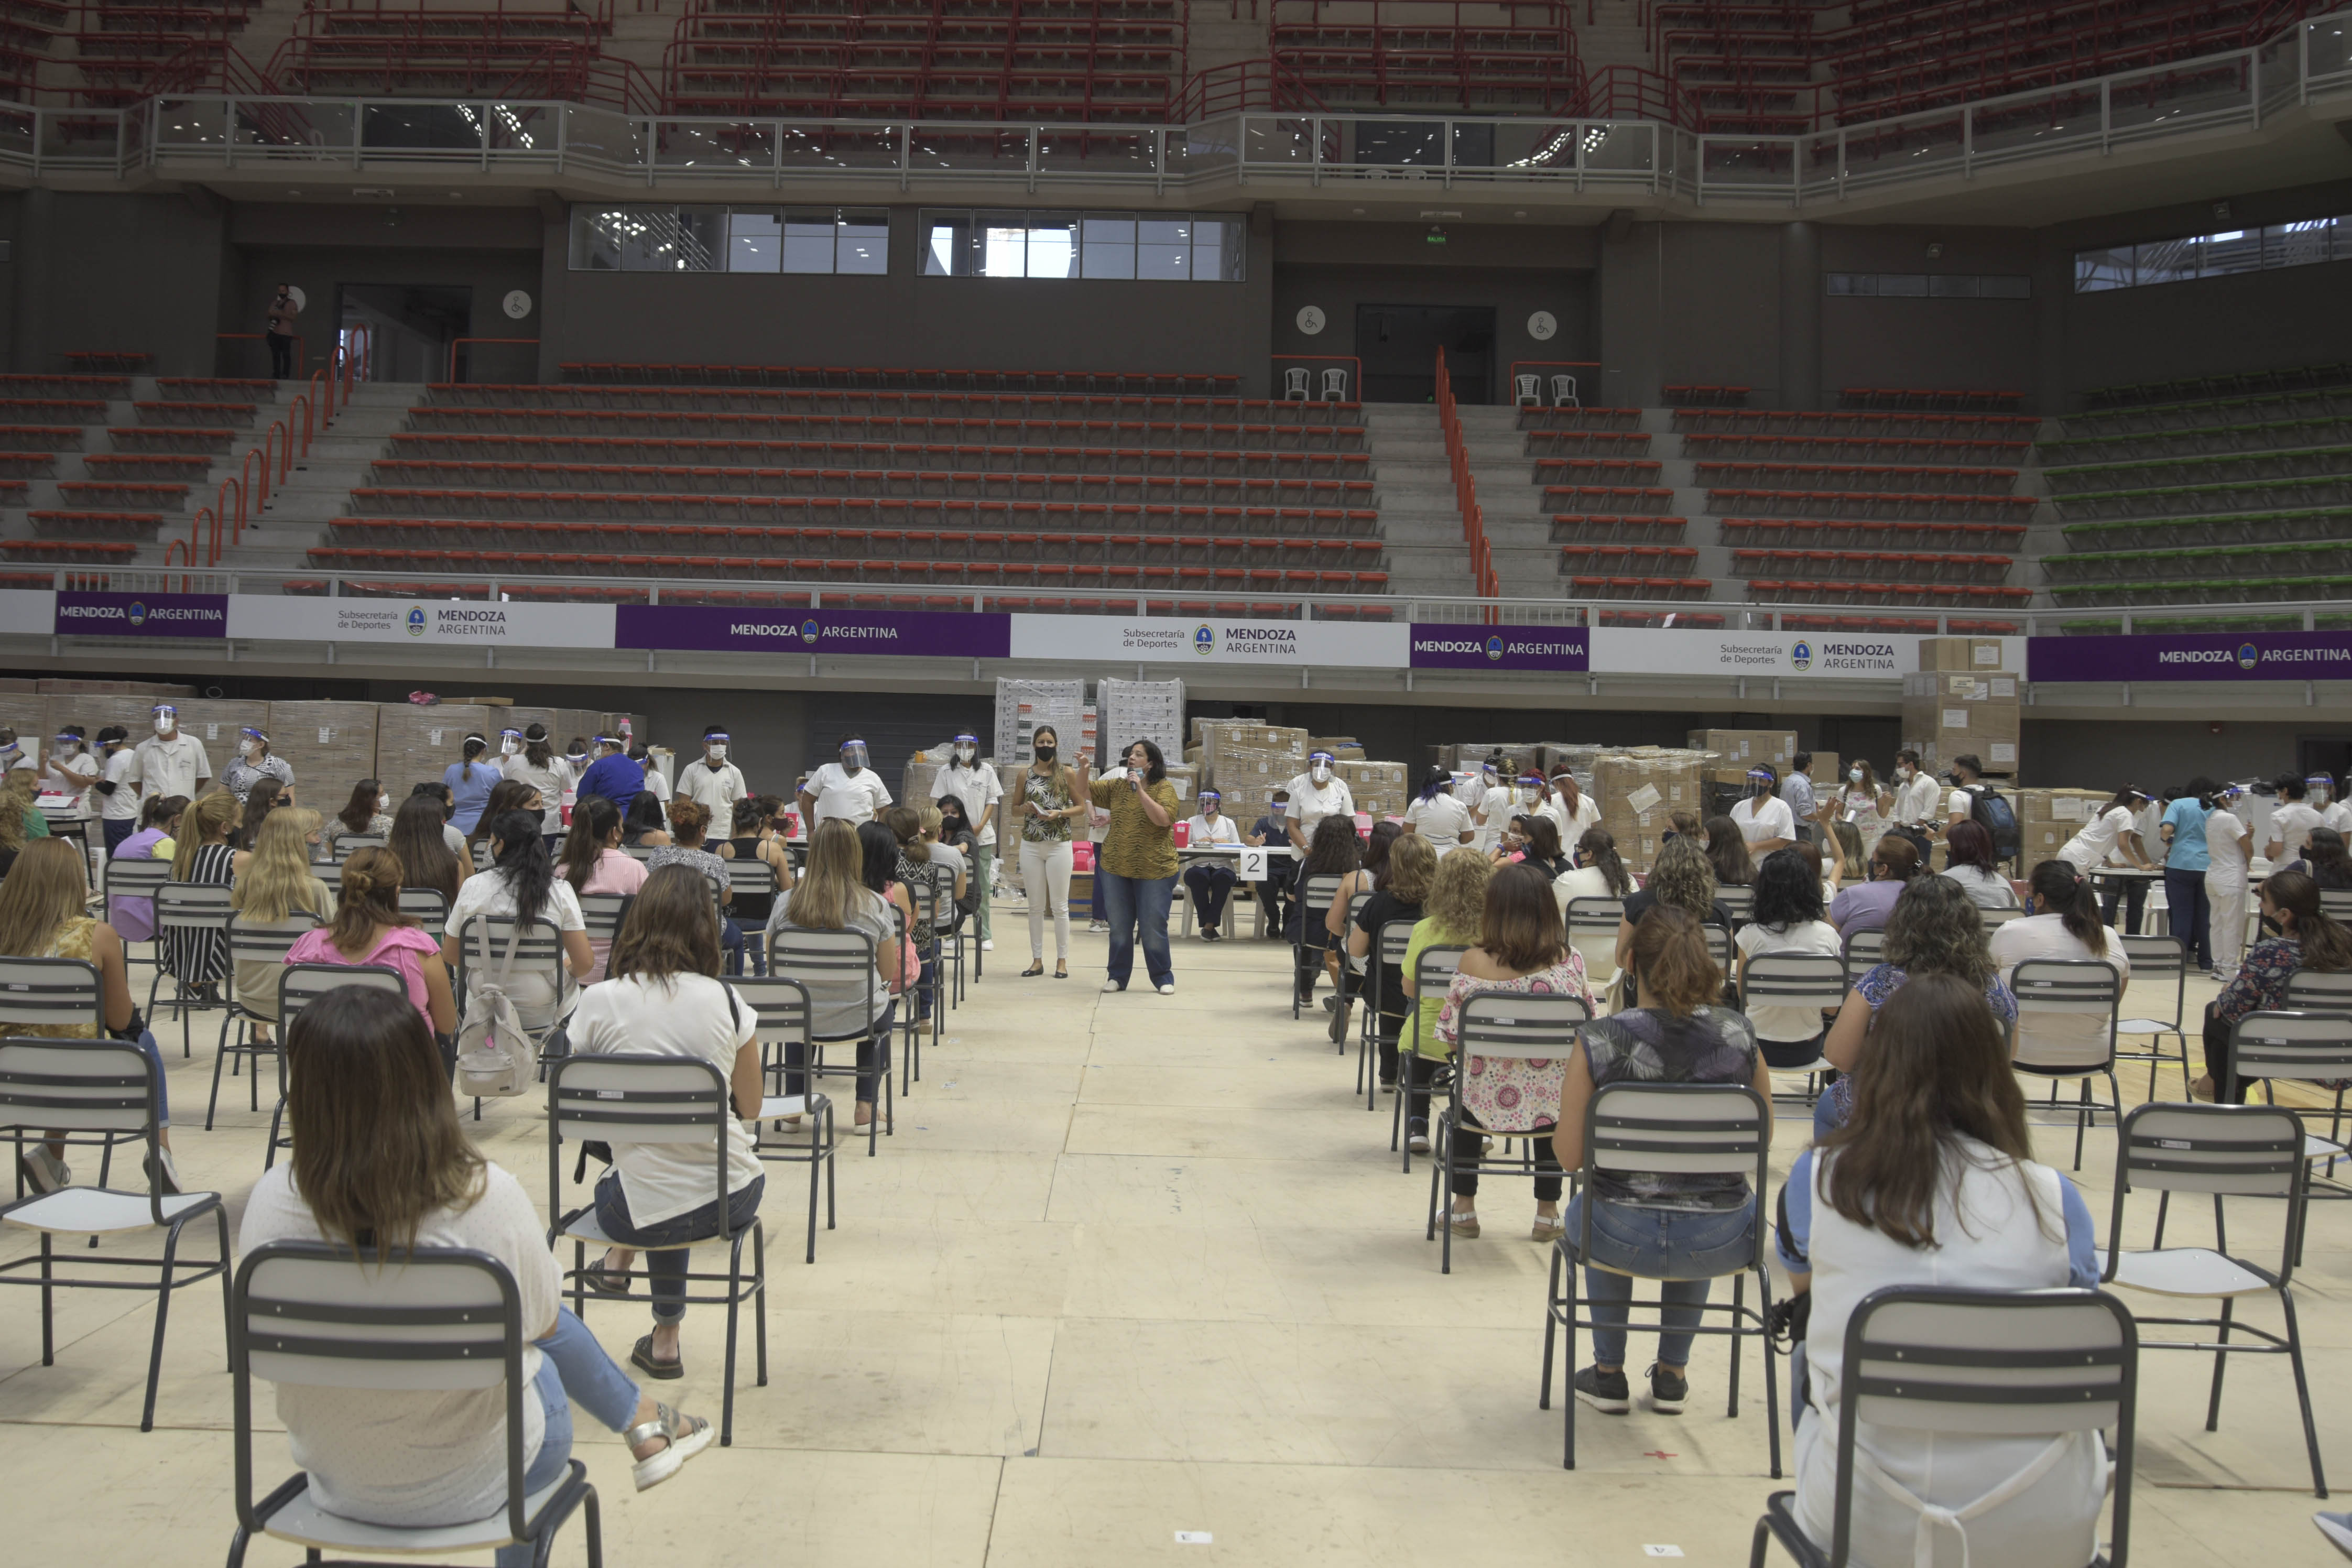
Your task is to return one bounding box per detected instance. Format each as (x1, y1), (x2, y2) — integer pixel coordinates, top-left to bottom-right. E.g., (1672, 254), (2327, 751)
(2073, 213), (2349, 292)
(1826, 273), (2031, 299)
(569, 205), (890, 274)
(918, 209), (1247, 282)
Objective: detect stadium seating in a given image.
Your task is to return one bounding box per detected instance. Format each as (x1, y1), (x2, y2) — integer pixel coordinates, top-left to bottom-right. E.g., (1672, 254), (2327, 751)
(8, 376), (266, 554)
(1269, 0), (1582, 113)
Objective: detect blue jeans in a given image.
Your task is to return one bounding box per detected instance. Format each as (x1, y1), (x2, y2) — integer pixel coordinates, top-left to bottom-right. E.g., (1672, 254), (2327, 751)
(720, 916), (747, 975)
(498, 1308), (640, 1567)
(592, 1169), (766, 1326)
(1564, 1193), (1758, 1368)
(1098, 870), (1174, 988)
(2164, 866), (2212, 969)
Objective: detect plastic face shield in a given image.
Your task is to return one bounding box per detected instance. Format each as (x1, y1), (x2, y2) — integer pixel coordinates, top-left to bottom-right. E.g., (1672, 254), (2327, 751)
(1199, 792), (1222, 814)
(152, 704), (177, 734)
(500, 729), (522, 755)
(592, 734), (621, 754)
(242, 728), (267, 754)
(953, 733), (979, 765)
(1519, 776), (1544, 803)
(841, 739), (869, 772)
(1747, 768), (1774, 793)
(1309, 752), (1334, 785)
(2310, 776), (2334, 803)
(705, 732), (729, 761)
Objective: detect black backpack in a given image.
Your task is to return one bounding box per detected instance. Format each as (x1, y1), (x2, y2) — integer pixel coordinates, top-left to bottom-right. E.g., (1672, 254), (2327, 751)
(1965, 783), (2021, 863)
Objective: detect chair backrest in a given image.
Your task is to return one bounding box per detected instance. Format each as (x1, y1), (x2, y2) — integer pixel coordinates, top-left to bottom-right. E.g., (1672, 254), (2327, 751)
(1513, 372), (1539, 404)
(905, 863), (954, 931)
(471, 839), (495, 871)
(1704, 921), (1734, 972)
(1716, 884), (1755, 923)
(1583, 1080), (1769, 1182)
(1843, 927), (1887, 966)
(2285, 967), (2352, 1011)
(1738, 951), (1848, 1013)
(2229, 1008), (2352, 1088)
(155, 881), (236, 934)
(451, 912), (569, 998)
(1300, 873), (1344, 917)
(727, 974), (813, 1052)
(576, 891), (633, 944)
(105, 856), (171, 901)
(1283, 365), (1308, 397)
(0, 1034), (155, 1139)
(1319, 366), (1347, 400)
(225, 911), (324, 965)
(1821, 1287), (2137, 1568)
(232, 1243), (534, 1545)
(1454, 989), (1587, 1062)
(2008, 956), (2122, 1068)
(2113, 1100), (2301, 1199)
(767, 925), (879, 1038)
(1378, 917), (1416, 967)
(547, 1054), (733, 1220)
(2320, 887), (2352, 921)
(1407, 942), (1471, 1051)
(398, 886), (449, 938)
(1979, 903), (2027, 927)
(0, 954), (103, 1031)
(2117, 932), (2185, 1023)
(725, 857), (778, 900)
(1551, 373), (1578, 406)
(329, 833), (386, 864)
(277, 962), (406, 1028)
(1564, 895), (1624, 936)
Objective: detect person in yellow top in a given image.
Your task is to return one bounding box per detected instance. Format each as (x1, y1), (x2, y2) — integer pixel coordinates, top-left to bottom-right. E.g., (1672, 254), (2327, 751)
(1090, 739), (1182, 995)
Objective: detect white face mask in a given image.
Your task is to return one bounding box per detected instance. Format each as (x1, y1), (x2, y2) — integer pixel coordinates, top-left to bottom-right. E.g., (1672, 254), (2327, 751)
(56, 742), (78, 757)
(501, 736), (520, 756)
(377, 793), (389, 812)
(154, 715), (173, 736)
(1310, 762), (1332, 785)
(1520, 787), (1541, 805)
(242, 741), (262, 758)
(707, 745), (727, 763)
(1849, 768), (1865, 783)
(955, 745), (977, 766)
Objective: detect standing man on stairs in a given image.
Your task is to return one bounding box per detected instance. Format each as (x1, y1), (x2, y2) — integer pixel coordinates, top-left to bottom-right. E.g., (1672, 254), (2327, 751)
(265, 282), (300, 379)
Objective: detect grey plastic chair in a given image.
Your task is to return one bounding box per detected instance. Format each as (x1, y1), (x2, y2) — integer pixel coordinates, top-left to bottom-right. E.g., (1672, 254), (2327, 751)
(2008, 956), (2126, 1170)
(1428, 989), (1588, 1275)
(731, 973), (837, 1263)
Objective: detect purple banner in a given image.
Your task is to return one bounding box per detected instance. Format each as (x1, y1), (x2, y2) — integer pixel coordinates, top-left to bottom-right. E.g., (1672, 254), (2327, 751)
(54, 591), (227, 638)
(615, 604), (1011, 658)
(1409, 623), (1589, 671)
(2029, 630), (2352, 683)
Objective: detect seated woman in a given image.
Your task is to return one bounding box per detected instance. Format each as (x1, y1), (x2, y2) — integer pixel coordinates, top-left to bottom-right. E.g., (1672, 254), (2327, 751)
(105, 791), (187, 944)
(1826, 834), (1921, 940)
(1324, 820), (1400, 1042)
(1555, 827), (1632, 988)
(621, 790), (672, 850)
(1988, 861), (2131, 1068)
(1702, 814), (1756, 890)
(1179, 788), (1244, 940)
(286, 847), (458, 1039)
(1611, 835), (1730, 997)
(160, 790), (243, 1003)
(1776, 971), (2101, 1568)
(2195, 868), (2352, 1102)
(648, 799), (742, 975)
(239, 985), (712, 1555)
(0, 837), (180, 1194)
(1434, 862), (1593, 1243)
(1937, 819), (2020, 910)
(465, 780), (543, 867)
(1733, 847), (1845, 1069)
(230, 808), (337, 1048)
(443, 809), (593, 1040)
(1503, 815), (1573, 881)
(1556, 906), (1772, 1417)
(1290, 815), (1363, 1009)
(326, 777), (394, 854)
(389, 792), (467, 910)
(1820, 876), (2017, 1139)
(1399, 846), (1493, 1156)
(565, 866), (766, 1383)
(1349, 830), (1434, 1091)
(560, 796), (648, 984)
(767, 819), (902, 1136)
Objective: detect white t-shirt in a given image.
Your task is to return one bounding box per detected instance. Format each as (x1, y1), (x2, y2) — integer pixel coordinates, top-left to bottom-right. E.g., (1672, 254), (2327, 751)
(1947, 786), (1977, 823)
(1893, 772), (1942, 826)
(804, 762), (892, 827)
(674, 758), (749, 822)
(931, 763), (1003, 846)
(1404, 791), (1475, 850)
(99, 746), (141, 820)
(131, 732), (211, 802)
(446, 870), (586, 1030)
(1734, 919), (1844, 1042)
(2057, 806), (2135, 872)
(2204, 809), (2250, 883)
(1990, 912), (2130, 1066)
(46, 748), (100, 813)
(564, 972), (761, 1227)
(441, 822), (467, 857)
(1728, 794), (1795, 847)
(1939, 863), (2019, 909)
(2324, 801), (2352, 837)
(237, 1162), (558, 1529)
(1283, 775), (1356, 840)
(1543, 790), (1602, 845)
(1184, 812), (1242, 847)
(2270, 801), (2325, 860)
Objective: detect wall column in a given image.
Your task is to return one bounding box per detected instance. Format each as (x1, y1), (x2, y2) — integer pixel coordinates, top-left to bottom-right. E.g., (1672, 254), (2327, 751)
(1778, 220), (1821, 410)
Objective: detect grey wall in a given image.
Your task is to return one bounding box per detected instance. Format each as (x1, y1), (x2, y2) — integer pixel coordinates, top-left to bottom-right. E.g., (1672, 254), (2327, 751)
(8, 191), (229, 376)
(1817, 223), (2042, 402)
(2020, 718), (2347, 791)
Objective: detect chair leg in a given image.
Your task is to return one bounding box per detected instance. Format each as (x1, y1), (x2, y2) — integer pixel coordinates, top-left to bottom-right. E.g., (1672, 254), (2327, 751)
(2204, 1297), (2234, 1431)
(1758, 1266), (1782, 1479)
(583, 1482), (605, 1568)
(1750, 1515), (1775, 1568)
(2153, 1188), (2171, 1248)
(215, 1207), (233, 1370)
(2073, 1078), (2089, 1171)
(204, 1027), (233, 1131)
(1728, 1271), (1744, 1418)
(720, 1239), (741, 1448)
(751, 1221), (768, 1387)
(38, 1231), (52, 1365)
(803, 1123), (821, 1265)
(1563, 1259), (1582, 1470)
(141, 1217), (188, 1432)
(1539, 1243), (1561, 1410)
(2281, 1287), (2329, 1498)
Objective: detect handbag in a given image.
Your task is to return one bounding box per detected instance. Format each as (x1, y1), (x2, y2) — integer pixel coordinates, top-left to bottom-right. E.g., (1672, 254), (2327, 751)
(453, 918), (534, 1098)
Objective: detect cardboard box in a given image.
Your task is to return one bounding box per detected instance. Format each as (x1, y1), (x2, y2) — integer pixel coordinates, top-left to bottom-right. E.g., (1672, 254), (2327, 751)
(1685, 729), (1800, 767)
(1920, 636), (2009, 673)
(377, 704), (497, 796)
(1903, 737), (2021, 775)
(1442, 742), (1544, 777)
(1902, 672), (2020, 703)
(0, 691), (47, 742)
(265, 702), (381, 808)
(1335, 760), (1408, 790)
(1593, 747), (1711, 873)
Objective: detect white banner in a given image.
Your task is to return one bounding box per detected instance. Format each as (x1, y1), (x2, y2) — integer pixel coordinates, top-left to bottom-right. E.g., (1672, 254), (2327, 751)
(1588, 628), (2025, 679)
(0, 588), (55, 630)
(227, 595), (618, 648)
(1008, 613), (1409, 667)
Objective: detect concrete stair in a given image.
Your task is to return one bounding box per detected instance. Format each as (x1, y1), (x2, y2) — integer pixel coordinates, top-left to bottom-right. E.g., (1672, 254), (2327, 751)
(1574, 0), (1654, 79)
(1363, 404), (1478, 602)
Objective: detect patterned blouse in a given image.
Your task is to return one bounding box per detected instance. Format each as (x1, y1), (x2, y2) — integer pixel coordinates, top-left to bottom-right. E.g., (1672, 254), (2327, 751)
(1578, 1003), (1761, 1212)
(1020, 767), (1077, 845)
(1090, 774), (1182, 881)
(2, 917), (97, 1040)
(1435, 954), (1592, 1135)
(2215, 936), (2303, 1024)
(1819, 963), (2020, 1131)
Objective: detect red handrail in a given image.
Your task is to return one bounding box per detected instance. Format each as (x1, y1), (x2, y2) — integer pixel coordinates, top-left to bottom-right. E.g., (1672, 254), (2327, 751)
(289, 393), (313, 458)
(268, 417), (292, 484)
(1434, 345), (1498, 618)
(239, 442), (268, 521)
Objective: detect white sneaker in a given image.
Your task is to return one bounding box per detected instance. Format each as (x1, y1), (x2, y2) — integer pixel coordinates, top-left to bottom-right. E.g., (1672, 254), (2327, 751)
(19, 1147), (71, 1193)
(1101, 979), (1125, 992)
(1156, 982), (1175, 995)
(1087, 920), (1109, 932)
(981, 939), (994, 952)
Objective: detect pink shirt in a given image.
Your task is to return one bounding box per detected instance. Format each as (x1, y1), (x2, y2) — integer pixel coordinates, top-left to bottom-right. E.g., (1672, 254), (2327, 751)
(285, 924), (442, 1023)
(576, 848), (647, 982)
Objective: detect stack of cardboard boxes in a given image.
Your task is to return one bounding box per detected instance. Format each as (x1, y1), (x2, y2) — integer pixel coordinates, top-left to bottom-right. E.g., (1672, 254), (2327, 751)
(2015, 788), (2113, 861)
(1336, 760), (1408, 818)
(1902, 637), (2020, 778)
(1306, 736), (1368, 761)
(1191, 721), (1308, 826)
(1593, 747), (1713, 872)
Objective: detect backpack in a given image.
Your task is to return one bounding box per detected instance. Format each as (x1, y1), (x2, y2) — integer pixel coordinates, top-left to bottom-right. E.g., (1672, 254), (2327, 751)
(453, 918), (536, 1099)
(1965, 783), (2022, 863)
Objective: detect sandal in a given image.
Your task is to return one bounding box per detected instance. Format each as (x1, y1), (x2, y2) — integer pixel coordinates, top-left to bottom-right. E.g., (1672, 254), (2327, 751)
(580, 1251), (631, 1297)
(630, 1334), (684, 1381)
(1022, 961), (1044, 977)
(626, 1400), (714, 1492)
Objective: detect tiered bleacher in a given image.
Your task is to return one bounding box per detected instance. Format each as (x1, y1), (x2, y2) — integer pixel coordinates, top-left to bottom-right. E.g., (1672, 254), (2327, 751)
(298, 366), (1395, 616)
(662, 0), (1185, 121)
(267, 0), (625, 103)
(2041, 364), (2352, 617)
(6, 0), (255, 108)
(1269, 0), (1583, 113)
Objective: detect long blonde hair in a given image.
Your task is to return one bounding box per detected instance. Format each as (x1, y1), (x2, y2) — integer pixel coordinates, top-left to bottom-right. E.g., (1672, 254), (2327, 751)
(0, 769), (34, 855)
(171, 790), (240, 879)
(782, 818), (865, 931)
(0, 838), (90, 957)
(1424, 848), (1492, 942)
(232, 807), (328, 920)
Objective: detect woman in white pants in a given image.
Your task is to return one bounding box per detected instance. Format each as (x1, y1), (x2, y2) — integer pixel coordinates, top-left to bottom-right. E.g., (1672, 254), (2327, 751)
(1016, 726), (1087, 979)
(2204, 791), (2253, 978)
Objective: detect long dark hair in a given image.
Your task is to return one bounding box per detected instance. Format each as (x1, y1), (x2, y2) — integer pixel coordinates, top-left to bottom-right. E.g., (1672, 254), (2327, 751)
(623, 790), (668, 840)
(2181, 775), (2220, 813)
(1944, 819), (1998, 874)
(1483, 861), (1567, 973)
(234, 776), (282, 850)
(2267, 869), (2352, 970)
(285, 986), (485, 1260)
(467, 779), (537, 848)
(522, 721), (553, 769)
(1518, 814), (1564, 868)
(1418, 764), (1453, 803)
(336, 778), (385, 836)
(1360, 819), (1400, 888)
(387, 792), (461, 903)
(1816, 970), (2049, 1251)
(1702, 814), (1754, 887)
(1121, 737), (1167, 784)
(1302, 814), (1362, 877)
(855, 820), (899, 896)
(1574, 826), (1630, 896)
(2305, 828), (2352, 890)
(457, 732), (487, 782)
(560, 796), (623, 891)
(2027, 859), (2106, 958)
(2102, 785), (2146, 816)
(482, 808), (555, 933)
(1751, 846), (1824, 930)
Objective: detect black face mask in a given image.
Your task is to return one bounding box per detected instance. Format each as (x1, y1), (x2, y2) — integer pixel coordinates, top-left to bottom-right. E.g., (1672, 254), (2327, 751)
(1035, 745), (1056, 762)
(2261, 914), (2285, 938)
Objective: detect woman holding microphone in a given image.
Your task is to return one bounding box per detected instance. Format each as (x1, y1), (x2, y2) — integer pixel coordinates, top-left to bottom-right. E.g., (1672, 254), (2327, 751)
(1092, 739), (1182, 995)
